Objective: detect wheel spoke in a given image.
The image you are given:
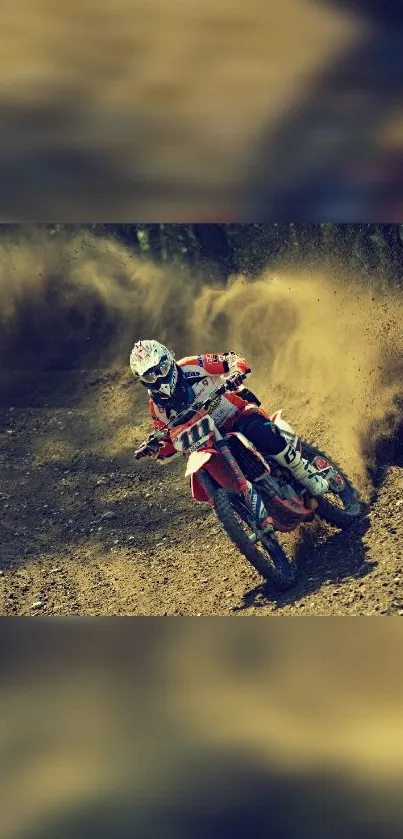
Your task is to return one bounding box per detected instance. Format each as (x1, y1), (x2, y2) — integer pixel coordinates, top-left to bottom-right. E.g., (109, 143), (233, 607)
(213, 488), (296, 589)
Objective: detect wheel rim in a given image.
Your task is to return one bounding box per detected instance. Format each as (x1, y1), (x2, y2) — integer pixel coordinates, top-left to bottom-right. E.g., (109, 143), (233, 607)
(231, 495), (294, 582)
(231, 497), (260, 540)
(312, 456), (359, 514)
(261, 534), (295, 582)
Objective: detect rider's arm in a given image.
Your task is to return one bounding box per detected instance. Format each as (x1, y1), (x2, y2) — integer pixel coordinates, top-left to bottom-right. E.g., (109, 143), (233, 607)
(149, 398), (177, 459)
(197, 352), (259, 403)
(194, 352), (251, 377)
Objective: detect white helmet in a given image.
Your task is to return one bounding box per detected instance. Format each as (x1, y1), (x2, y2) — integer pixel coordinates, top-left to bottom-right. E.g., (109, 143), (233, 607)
(130, 339), (178, 397)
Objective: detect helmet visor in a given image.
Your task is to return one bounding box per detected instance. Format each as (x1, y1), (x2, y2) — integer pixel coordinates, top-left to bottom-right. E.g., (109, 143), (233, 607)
(140, 357), (172, 384)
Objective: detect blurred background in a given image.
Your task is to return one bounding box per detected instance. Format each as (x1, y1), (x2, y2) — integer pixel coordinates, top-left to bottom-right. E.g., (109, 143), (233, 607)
(2, 619), (403, 839)
(1, 1), (403, 220)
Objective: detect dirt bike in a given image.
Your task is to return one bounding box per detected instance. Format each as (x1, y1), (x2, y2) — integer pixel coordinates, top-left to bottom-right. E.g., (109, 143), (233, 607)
(134, 373), (361, 590)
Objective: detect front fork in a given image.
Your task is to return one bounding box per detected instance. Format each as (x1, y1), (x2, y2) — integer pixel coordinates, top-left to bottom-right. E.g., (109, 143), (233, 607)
(213, 436), (274, 535)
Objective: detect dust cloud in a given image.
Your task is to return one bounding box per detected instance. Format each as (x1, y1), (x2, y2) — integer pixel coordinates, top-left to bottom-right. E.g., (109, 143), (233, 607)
(193, 270), (403, 485)
(0, 228), (198, 372)
(1, 227), (402, 486)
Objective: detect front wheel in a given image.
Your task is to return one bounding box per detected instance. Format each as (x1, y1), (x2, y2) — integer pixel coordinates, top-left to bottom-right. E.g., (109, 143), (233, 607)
(213, 488), (296, 590)
(300, 440), (362, 528)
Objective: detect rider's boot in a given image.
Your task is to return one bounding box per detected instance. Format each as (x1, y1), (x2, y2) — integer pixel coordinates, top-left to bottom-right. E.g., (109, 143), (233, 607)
(272, 442), (329, 496)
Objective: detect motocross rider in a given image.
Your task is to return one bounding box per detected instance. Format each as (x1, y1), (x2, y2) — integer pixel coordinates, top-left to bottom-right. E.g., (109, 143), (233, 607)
(130, 339), (329, 496)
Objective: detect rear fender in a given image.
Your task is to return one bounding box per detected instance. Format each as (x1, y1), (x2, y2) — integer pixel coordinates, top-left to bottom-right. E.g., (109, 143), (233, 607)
(269, 409), (298, 444)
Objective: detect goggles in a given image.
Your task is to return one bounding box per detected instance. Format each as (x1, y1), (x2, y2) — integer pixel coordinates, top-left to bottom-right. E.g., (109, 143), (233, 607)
(140, 358), (172, 384)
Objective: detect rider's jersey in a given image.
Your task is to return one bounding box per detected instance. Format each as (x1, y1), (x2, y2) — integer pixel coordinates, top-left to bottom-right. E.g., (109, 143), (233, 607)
(148, 352), (252, 459)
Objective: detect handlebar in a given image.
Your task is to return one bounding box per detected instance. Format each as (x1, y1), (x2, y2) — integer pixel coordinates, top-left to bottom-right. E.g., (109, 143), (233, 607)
(134, 371), (250, 460)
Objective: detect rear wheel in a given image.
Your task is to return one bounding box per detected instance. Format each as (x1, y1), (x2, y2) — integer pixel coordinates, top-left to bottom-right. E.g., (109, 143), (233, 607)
(300, 440), (362, 528)
(213, 488), (296, 590)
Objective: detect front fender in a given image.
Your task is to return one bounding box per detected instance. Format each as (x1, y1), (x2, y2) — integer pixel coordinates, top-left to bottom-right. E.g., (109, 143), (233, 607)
(188, 449), (242, 501)
(185, 450), (212, 478)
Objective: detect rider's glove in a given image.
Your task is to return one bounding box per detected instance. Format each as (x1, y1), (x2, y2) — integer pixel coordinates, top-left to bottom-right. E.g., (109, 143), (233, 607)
(226, 371), (246, 391)
(134, 438), (160, 460)
(134, 445), (153, 460)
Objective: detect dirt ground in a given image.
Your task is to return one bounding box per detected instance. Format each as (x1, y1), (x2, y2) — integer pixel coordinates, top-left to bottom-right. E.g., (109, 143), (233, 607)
(1, 365), (402, 617)
(1, 230), (403, 616)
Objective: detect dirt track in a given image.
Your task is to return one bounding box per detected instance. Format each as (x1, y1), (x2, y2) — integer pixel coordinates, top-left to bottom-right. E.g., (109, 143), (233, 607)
(1, 230), (403, 616)
(1, 366), (402, 617)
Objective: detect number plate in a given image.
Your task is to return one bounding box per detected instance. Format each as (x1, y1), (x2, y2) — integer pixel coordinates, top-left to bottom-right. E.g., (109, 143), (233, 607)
(171, 415), (215, 453)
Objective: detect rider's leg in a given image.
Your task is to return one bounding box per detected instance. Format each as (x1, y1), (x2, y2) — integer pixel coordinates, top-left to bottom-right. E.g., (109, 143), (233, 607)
(234, 411), (329, 496)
